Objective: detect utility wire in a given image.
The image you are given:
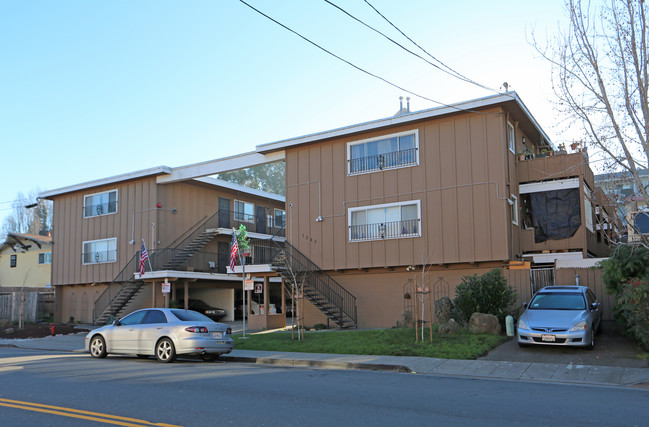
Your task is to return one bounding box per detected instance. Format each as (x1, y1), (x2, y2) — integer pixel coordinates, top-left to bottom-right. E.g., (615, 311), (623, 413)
(361, 0), (498, 93)
(237, 0), (497, 115)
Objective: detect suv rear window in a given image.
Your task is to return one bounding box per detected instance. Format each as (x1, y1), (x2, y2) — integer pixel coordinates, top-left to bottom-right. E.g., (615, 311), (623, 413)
(170, 309), (214, 322)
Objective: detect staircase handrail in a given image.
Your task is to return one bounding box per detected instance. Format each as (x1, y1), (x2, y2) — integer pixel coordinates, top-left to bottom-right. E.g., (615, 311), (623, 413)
(270, 239), (357, 327)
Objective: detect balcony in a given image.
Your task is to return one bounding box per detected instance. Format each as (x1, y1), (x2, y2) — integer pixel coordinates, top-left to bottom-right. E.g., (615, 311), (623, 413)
(518, 151), (593, 188)
(215, 209), (285, 237)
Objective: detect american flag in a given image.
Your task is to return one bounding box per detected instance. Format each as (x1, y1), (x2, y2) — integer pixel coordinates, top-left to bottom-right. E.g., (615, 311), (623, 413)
(229, 232), (238, 272)
(139, 241), (149, 275)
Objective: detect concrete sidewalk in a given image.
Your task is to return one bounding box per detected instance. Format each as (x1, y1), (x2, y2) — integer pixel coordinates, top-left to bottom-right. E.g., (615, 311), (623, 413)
(1, 332), (648, 388)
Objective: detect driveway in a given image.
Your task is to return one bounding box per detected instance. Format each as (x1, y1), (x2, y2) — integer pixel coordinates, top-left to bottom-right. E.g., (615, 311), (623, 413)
(480, 321), (648, 368)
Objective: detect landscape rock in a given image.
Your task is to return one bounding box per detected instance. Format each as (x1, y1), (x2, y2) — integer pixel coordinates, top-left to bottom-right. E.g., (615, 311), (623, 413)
(434, 297), (454, 324)
(468, 313), (501, 335)
(4, 327), (15, 334)
(438, 319), (461, 334)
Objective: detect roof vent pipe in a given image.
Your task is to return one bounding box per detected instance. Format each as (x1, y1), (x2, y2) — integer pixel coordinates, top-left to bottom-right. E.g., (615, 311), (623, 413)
(406, 97), (410, 113)
(399, 96), (403, 111)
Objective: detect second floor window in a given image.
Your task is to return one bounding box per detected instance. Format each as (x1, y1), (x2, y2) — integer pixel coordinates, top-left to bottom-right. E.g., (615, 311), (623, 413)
(82, 238), (117, 265)
(348, 130), (419, 175)
(234, 200), (254, 222)
(38, 252), (52, 264)
(84, 189), (118, 218)
(349, 201), (421, 242)
(274, 209), (286, 228)
(508, 122), (516, 154)
(10, 254), (16, 268)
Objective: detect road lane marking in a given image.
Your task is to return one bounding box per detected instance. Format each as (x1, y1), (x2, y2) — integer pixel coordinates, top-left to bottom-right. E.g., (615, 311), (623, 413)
(0, 354), (87, 365)
(0, 398), (182, 427)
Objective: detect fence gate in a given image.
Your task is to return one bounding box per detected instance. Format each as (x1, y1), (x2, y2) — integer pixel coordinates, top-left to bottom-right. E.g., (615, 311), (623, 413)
(530, 268), (555, 295)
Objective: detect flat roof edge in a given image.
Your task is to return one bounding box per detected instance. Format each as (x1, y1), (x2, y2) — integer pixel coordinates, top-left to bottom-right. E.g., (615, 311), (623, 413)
(40, 166), (172, 198)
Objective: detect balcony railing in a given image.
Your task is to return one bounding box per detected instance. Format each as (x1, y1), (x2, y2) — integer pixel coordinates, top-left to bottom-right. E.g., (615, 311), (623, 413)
(82, 250), (117, 265)
(349, 148), (417, 174)
(216, 209), (285, 237)
(83, 201), (118, 218)
(349, 218), (420, 242)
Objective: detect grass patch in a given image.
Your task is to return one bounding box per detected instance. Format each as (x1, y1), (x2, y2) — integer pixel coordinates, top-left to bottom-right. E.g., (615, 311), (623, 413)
(233, 328), (507, 359)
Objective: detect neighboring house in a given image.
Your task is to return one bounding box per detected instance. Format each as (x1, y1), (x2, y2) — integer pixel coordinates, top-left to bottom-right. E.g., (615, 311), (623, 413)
(43, 92), (616, 329)
(0, 232), (52, 289)
(0, 232), (54, 322)
(40, 168), (286, 325)
(595, 169), (649, 241)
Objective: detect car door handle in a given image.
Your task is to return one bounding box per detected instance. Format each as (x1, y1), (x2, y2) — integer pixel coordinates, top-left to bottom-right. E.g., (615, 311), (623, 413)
(157, 327), (163, 330)
(129, 328), (135, 331)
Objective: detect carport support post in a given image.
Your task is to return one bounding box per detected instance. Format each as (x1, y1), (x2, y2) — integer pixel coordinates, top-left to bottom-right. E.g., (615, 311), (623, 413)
(184, 281), (189, 309)
(264, 276), (269, 325)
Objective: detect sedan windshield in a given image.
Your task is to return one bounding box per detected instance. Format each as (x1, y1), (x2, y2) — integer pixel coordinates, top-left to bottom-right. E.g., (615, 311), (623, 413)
(529, 292), (586, 310)
(170, 309), (214, 322)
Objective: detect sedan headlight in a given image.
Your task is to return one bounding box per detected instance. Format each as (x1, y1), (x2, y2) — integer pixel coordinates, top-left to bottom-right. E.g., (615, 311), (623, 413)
(570, 321), (587, 332)
(518, 319), (529, 330)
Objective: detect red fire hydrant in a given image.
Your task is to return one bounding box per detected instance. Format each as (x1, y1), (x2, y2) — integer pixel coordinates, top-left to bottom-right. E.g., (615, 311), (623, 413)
(50, 323), (56, 336)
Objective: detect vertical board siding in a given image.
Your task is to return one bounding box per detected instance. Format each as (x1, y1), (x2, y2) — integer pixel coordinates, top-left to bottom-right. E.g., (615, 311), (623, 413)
(556, 267), (615, 321)
(285, 110), (510, 271)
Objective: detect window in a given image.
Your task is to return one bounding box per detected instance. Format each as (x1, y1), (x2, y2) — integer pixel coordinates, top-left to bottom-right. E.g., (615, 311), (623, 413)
(511, 195), (519, 226)
(234, 200), (254, 222)
(584, 186), (594, 232)
(10, 254), (16, 268)
(274, 209), (286, 228)
(348, 130), (419, 175)
(82, 238), (117, 265)
(508, 122), (515, 154)
(84, 189), (118, 218)
(38, 252), (52, 264)
(348, 200), (421, 242)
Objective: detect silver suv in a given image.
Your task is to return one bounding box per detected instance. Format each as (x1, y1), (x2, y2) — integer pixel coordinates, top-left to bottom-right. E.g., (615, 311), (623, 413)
(517, 286), (602, 349)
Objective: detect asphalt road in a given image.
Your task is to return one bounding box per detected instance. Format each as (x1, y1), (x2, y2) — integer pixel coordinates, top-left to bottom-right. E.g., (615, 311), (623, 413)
(480, 321), (649, 368)
(1, 347), (647, 426)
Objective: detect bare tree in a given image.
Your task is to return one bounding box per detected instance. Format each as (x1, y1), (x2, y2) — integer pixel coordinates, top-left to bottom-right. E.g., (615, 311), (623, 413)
(533, 1), (649, 201)
(0, 189), (52, 241)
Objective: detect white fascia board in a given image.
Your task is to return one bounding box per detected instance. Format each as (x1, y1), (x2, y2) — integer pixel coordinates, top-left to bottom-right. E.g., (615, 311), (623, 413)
(39, 166), (172, 199)
(523, 251), (583, 264)
(256, 92), (553, 153)
(156, 151), (285, 184)
(195, 177), (285, 202)
(555, 257), (607, 269)
(519, 178), (580, 194)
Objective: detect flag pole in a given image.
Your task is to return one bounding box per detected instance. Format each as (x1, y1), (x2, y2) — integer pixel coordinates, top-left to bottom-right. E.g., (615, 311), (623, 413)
(142, 238), (153, 271)
(234, 228), (247, 338)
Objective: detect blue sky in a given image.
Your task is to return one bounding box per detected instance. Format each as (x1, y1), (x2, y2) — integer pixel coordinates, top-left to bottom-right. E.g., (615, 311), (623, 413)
(1, 1), (571, 225)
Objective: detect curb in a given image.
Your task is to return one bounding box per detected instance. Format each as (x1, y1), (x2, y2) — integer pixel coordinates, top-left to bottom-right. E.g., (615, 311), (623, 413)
(221, 355), (411, 373)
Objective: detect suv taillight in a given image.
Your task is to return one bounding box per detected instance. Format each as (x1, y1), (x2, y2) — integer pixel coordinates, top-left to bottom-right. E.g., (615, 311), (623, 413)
(185, 326), (208, 333)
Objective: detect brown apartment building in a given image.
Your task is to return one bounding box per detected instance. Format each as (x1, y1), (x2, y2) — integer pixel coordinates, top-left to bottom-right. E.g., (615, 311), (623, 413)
(42, 92), (616, 329)
(41, 168), (286, 325)
(245, 92), (615, 328)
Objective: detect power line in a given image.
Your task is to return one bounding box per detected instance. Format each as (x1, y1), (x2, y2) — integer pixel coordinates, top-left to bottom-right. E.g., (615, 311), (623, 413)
(326, 0), (497, 93)
(237, 0), (498, 115)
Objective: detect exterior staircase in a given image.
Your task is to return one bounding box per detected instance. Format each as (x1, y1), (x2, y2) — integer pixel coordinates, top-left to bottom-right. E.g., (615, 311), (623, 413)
(163, 229), (220, 270)
(269, 240), (357, 329)
(94, 280), (145, 325)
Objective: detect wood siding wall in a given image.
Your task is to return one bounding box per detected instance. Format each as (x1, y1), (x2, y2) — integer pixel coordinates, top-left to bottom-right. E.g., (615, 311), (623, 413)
(285, 109), (517, 271)
(51, 177), (284, 286)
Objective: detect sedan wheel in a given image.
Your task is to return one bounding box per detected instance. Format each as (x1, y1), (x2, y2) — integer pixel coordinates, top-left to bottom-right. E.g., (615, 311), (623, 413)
(587, 329), (595, 350)
(89, 335), (107, 358)
(155, 338), (176, 363)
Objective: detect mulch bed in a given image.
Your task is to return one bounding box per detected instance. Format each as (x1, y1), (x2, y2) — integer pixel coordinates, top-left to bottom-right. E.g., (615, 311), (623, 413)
(0, 323), (89, 339)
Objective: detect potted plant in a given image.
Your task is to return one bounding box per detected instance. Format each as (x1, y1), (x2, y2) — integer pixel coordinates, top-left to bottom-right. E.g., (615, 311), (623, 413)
(556, 143), (567, 155)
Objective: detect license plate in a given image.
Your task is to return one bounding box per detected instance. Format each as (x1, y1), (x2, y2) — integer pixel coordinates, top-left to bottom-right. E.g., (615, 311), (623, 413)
(212, 332), (223, 339)
(541, 334), (555, 342)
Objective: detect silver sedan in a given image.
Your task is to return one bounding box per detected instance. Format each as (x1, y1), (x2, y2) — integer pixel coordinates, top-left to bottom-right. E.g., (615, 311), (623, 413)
(516, 286), (602, 349)
(86, 308), (233, 362)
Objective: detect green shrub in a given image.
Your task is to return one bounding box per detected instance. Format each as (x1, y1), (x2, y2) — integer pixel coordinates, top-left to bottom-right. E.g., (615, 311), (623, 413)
(599, 245), (649, 295)
(613, 280), (649, 351)
(453, 268), (517, 325)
